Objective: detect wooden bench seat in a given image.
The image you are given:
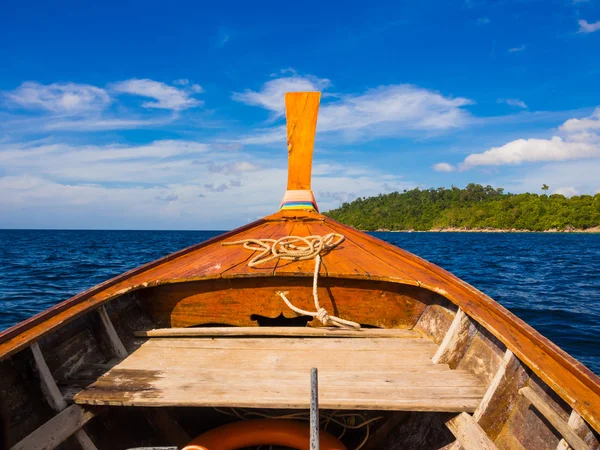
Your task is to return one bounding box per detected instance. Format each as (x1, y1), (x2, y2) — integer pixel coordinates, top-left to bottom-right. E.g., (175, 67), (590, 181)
(73, 333), (486, 412)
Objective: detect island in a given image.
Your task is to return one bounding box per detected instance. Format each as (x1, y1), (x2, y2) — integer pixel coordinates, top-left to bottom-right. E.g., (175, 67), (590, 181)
(323, 184), (600, 232)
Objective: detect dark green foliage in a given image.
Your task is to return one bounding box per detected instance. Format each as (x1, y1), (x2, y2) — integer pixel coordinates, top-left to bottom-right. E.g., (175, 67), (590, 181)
(323, 184), (600, 231)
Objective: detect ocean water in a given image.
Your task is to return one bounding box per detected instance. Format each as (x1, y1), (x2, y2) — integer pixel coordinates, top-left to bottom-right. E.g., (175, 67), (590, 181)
(0, 229), (598, 375)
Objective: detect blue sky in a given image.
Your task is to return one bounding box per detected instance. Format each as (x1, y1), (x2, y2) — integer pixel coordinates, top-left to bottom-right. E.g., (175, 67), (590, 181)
(1, 0), (599, 229)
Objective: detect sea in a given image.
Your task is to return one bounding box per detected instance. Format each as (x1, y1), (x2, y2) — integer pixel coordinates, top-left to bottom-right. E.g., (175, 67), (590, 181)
(0, 229), (598, 375)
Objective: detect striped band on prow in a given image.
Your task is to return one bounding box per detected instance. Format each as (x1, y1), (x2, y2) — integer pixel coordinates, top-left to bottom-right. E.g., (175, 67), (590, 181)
(280, 190), (319, 212)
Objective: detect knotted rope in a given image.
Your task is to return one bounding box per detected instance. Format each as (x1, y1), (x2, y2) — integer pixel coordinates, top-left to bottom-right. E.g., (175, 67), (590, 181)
(222, 234), (360, 329)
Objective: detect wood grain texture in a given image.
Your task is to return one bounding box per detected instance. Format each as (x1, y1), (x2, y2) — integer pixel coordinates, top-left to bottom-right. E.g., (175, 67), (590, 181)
(432, 309), (477, 367)
(30, 342), (98, 449)
(135, 327), (422, 338)
(473, 349), (530, 441)
(557, 411), (584, 450)
(97, 305), (128, 359)
(284, 92), (320, 190)
(10, 404), (95, 450)
(138, 277), (430, 329)
(31, 342), (67, 412)
(556, 410), (600, 450)
(456, 326), (506, 386)
(520, 387), (590, 450)
(446, 412), (498, 450)
(74, 337), (485, 412)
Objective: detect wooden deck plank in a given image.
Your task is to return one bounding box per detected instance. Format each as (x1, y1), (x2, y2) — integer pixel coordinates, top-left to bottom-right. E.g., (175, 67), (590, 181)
(134, 327), (422, 338)
(139, 336), (436, 350)
(74, 337), (485, 412)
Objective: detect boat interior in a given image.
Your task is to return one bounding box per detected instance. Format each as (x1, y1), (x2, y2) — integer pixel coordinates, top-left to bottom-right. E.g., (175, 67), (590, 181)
(1, 271), (599, 450)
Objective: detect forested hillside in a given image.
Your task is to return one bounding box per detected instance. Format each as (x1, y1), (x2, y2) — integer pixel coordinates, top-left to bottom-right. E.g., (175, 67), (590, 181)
(324, 184), (600, 231)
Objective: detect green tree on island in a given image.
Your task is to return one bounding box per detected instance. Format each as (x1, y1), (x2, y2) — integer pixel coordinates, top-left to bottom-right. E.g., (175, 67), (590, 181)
(542, 184), (549, 196)
(324, 184), (600, 232)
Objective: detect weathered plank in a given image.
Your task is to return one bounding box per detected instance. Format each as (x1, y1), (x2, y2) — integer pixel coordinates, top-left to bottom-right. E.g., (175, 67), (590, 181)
(74, 337), (485, 412)
(136, 336), (438, 352)
(135, 327), (422, 338)
(432, 309), (477, 366)
(97, 305), (128, 359)
(557, 411), (584, 450)
(473, 349), (529, 440)
(446, 412), (498, 450)
(520, 387), (589, 450)
(31, 342), (67, 411)
(30, 342), (98, 449)
(10, 404), (95, 450)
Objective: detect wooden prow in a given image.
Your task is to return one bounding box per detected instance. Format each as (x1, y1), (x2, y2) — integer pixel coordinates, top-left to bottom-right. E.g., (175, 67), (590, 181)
(280, 92), (321, 212)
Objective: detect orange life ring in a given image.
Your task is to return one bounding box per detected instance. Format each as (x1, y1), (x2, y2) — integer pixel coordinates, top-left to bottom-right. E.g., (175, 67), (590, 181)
(183, 419), (347, 450)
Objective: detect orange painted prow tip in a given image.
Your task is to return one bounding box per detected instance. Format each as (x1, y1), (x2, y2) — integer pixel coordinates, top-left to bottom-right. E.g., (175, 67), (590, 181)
(280, 92), (321, 213)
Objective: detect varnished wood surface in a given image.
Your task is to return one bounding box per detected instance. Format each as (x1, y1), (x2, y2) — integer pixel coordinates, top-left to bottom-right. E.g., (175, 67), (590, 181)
(138, 277), (430, 329)
(285, 92), (320, 191)
(74, 337), (485, 411)
(1, 209), (599, 431)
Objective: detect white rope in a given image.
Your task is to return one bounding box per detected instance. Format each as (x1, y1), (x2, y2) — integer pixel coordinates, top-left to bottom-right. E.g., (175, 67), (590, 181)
(223, 233), (360, 329)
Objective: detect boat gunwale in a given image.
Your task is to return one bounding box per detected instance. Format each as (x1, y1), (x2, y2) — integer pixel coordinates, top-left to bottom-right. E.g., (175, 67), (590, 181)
(0, 218), (266, 349)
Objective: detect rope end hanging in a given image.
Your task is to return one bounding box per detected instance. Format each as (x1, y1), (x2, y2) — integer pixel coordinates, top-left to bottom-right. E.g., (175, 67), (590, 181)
(224, 233), (359, 330)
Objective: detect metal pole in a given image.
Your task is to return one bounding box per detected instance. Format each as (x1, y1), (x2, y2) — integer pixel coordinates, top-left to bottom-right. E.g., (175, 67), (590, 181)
(310, 367), (319, 450)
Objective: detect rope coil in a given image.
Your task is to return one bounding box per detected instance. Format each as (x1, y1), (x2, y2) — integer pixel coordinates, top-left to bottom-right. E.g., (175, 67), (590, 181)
(222, 233), (360, 329)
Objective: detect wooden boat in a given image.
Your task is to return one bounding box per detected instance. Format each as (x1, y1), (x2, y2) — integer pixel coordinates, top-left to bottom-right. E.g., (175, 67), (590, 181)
(0, 92), (599, 450)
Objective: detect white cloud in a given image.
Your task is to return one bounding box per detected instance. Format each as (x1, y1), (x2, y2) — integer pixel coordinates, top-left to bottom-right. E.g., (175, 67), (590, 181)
(433, 162), (456, 172)
(233, 74), (474, 144)
(449, 108), (600, 170)
(560, 108), (600, 132)
(462, 137), (598, 167)
(0, 137), (413, 228)
(499, 98), (527, 109)
(4, 82), (110, 114)
(476, 17), (490, 25)
(508, 45), (526, 53)
(41, 114), (178, 132)
(112, 79), (203, 110)
(319, 85), (473, 133)
(578, 20), (600, 33)
(232, 75), (331, 115)
(553, 186), (579, 197)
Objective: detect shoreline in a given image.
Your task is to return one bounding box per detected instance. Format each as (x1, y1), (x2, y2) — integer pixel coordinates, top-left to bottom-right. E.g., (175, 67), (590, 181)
(368, 226), (600, 233)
